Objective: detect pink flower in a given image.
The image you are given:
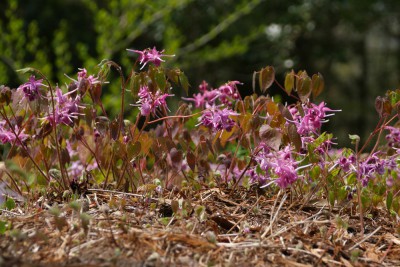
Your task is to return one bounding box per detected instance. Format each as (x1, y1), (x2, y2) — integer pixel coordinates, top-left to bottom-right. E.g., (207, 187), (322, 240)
(135, 86), (173, 117)
(127, 47), (174, 70)
(217, 81), (242, 106)
(43, 87), (82, 126)
(0, 121), (29, 145)
(198, 105), (238, 132)
(183, 80), (241, 108)
(385, 126), (400, 148)
(250, 143), (302, 188)
(289, 102), (340, 136)
(17, 76), (44, 101)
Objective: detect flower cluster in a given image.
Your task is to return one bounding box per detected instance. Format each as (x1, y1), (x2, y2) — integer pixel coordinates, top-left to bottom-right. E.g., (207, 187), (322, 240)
(337, 152), (398, 187)
(43, 87), (82, 126)
(136, 85), (173, 117)
(183, 80), (241, 108)
(17, 76), (44, 101)
(0, 120), (29, 145)
(385, 126), (400, 148)
(198, 105), (238, 132)
(289, 102), (339, 136)
(127, 47), (174, 70)
(248, 143), (301, 188)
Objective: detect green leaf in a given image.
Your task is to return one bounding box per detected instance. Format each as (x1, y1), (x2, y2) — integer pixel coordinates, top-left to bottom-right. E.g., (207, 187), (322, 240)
(310, 165), (321, 180)
(5, 160), (28, 181)
(348, 134), (360, 144)
(328, 191), (335, 207)
(167, 69), (179, 85)
(154, 71), (166, 90)
(37, 174), (48, 186)
(5, 198), (15, 210)
(69, 201), (81, 212)
(80, 213), (91, 233)
(0, 221), (7, 234)
(130, 74), (141, 99)
(179, 72), (189, 95)
(311, 73), (324, 98)
(387, 191), (393, 211)
(16, 67), (36, 74)
(259, 66), (275, 93)
(49, 169), (62, 180)
(284, 71), (295, 95)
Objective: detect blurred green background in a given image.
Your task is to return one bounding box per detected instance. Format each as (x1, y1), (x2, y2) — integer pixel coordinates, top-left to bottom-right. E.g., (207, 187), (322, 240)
(1, 0), (399, 147)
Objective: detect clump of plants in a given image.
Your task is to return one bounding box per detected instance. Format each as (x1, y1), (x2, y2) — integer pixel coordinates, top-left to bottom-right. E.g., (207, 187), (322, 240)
(1, 47), (400, 234)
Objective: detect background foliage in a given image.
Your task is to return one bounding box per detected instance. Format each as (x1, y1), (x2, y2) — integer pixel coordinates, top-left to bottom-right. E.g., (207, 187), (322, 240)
(0, 0), (399, 147)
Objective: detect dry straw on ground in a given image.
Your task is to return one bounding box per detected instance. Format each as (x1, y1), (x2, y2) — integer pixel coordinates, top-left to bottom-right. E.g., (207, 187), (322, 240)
(1, 186), (400, 266)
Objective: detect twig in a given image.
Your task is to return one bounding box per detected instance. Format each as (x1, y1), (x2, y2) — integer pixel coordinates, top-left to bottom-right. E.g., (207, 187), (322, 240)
(226, 196), (262, 234)
(349, 226), (382, 250)
(87, 188), (161, 202)
(261, 192), (287, 238)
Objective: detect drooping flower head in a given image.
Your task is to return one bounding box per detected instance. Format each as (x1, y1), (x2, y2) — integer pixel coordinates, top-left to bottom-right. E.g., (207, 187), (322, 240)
(0, 120), (29, 145)
(77, 68), (99, 87)
(183, 80), (242, 108)
(127, 47), (175, 70)
(217, 81), (242, 106)
(135, 85), (173, 117)
(198, 105), (238, 132)
(249, 143), (301, 188)
(43, 87), (82, 126)
(385, 126), (400, 148)
(289, 102), (340, 136)
(17, 76), (44, 101)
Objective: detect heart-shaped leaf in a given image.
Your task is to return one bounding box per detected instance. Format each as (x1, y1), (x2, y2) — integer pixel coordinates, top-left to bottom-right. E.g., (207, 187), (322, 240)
(259, 66), (275, 93)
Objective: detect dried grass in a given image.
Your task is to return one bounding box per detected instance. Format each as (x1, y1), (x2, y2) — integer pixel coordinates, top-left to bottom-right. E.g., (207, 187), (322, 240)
(1, 186), (400, 266)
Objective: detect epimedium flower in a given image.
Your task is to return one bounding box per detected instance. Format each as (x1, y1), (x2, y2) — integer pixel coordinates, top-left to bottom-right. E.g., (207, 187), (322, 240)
(250, 143), (304, 188)
(127, 47), (175, 70)
(198, 105), (238, 132)
(217, 81), (242, 106)
(135, 85), (173, 117)
(0, 120), (29, 145)
(17, 75), (45, 101)
(66, 68), (100, 95)
(289, 102), (340, 136)
(385, 126), (400, 148)
(42, 87), (83, 126)
(183, 80), (242, 108)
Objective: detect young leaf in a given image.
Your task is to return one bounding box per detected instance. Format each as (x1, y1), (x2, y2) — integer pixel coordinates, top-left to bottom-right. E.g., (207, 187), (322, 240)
(169, 148), (183, 170)
(0, 221), (7, 234)
(288, 123), (302, 152)
(127, 141), (141, 159)
(155, 71), (166, 91)
(311, 73), (324, 98)
(259, 124), (282, 151)
(5, 198), (15, 210)
(186, 150), (196, 171)
(130, 74), (141, 99)
(16, 67), (36, 74)
(297, 74), (312, 102)
(179, 72), (189, 95)
(284, 71), (295, 95)
(259, 66), (275, 93)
